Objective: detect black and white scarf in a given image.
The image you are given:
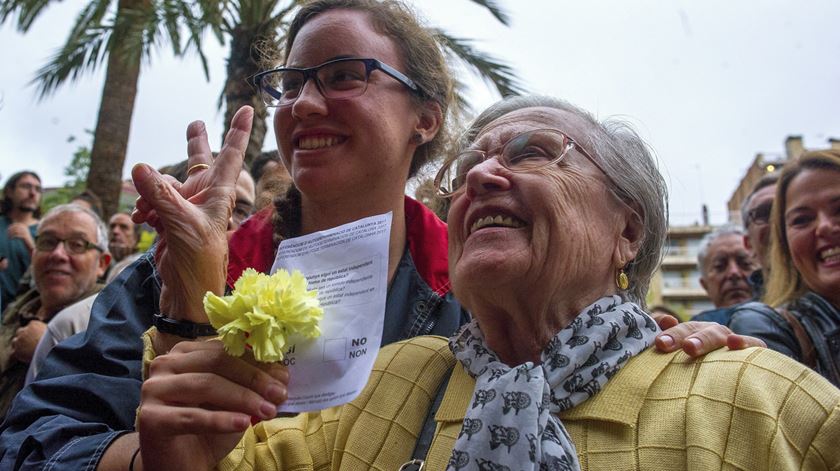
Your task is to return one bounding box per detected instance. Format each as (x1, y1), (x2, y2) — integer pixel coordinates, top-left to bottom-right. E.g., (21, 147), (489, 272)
(447, 295), (659, 471)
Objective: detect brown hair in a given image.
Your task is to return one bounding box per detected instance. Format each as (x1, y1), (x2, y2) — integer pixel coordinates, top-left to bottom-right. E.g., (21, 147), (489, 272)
(764, 149), (840, 306)
(2, 171), (42, 218)
(277, 0), (454, 178)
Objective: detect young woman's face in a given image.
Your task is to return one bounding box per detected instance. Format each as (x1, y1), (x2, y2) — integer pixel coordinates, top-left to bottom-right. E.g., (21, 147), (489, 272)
(274, 9), (422, 202)
(784, 168), (840, 304)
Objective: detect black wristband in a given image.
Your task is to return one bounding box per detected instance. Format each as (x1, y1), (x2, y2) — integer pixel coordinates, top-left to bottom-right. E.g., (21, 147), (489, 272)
(152, 313), (217, 339)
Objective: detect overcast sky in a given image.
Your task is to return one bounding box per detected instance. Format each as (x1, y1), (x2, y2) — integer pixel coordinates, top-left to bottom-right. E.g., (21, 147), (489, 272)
(1, 0), (838, 225)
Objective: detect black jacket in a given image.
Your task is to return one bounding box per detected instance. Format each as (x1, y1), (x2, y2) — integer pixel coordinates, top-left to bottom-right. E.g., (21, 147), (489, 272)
(730, 293), (840, 387)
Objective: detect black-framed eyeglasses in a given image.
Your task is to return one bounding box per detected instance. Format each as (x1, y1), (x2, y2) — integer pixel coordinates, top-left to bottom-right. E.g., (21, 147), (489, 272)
(35, 234), (103, 255)
(746, 202), (772, 227)
(433, 129), (615, 197)
(253, 57), (423, 108)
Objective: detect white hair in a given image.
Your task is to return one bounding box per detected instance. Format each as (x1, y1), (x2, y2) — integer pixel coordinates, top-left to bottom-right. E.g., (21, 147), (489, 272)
(697, 225), (745, 271)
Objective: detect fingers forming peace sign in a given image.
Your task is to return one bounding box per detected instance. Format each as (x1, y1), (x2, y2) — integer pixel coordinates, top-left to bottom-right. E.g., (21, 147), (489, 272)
(132, 106), (254, 321)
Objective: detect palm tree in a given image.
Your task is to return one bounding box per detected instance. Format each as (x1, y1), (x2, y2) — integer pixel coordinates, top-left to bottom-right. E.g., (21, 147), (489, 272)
(197, 0), (293, 165)
(0, 0), (211, 218)
(2, 0), (522, 215)
(198, 0), (525, 166)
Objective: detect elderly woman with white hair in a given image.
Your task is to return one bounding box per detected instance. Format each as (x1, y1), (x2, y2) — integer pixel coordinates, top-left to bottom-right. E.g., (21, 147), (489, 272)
(133, 96), (840, 470)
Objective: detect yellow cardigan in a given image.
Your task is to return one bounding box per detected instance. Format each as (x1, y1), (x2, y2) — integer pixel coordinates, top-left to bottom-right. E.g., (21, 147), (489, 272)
(143, 333), (840, 470)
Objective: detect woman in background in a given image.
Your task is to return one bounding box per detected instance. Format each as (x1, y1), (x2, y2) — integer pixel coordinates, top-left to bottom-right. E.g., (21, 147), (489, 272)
(731, 149), (840, 386)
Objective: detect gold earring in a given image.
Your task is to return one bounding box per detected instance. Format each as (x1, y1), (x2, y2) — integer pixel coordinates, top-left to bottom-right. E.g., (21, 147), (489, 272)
(616, 269), (629, 290)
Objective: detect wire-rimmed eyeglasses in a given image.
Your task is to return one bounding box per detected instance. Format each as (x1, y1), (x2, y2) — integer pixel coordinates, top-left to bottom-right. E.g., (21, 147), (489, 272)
(433, 128), (614, 197)
(253, 57), (423, 107)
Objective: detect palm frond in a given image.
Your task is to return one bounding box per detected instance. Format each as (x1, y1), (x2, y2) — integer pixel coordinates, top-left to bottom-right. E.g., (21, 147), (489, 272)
(107, 6), (157, 64)
(66, 0), (110, 42)
(449, 75), (473, 119)
(0, 0), (53, 31)
(192, 0), (228, 41)
(465, 0), (510, 26)
(266, 1), (299, 31)
(435, 29), (526, 99)
(177, 1), (214, 78)
(237, 0), (287, 30)
(109, 2), (215, 77)
(29, 0), (114, 97)
(31, 24), (112, 98)
(161, 0), (185, 56)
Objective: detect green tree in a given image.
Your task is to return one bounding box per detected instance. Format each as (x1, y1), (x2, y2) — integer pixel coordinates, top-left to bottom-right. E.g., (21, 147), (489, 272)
(0, 0), (212, 219)
(63, 133), (94, 188)
(197, 0), (525, 166)
(40, 134), (93, 212)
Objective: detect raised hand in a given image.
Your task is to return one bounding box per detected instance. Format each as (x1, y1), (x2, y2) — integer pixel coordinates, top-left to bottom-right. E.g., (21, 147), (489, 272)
(7, 223), (35, 253)
(132, 107), (254, 321)
(137, 339), (288, 471)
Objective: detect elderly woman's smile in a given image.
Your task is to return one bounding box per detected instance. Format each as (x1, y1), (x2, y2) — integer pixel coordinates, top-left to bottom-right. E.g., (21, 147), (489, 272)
(468, 213), (525, 235)
(446, 106), (645, 367)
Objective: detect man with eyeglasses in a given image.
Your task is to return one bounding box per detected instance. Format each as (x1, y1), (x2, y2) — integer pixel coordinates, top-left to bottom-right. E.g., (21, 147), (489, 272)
(693, 174), (779, 326)
(0, 204), (110, 420)
(741, 172), (779, 294)
(0, 171), (43, 312)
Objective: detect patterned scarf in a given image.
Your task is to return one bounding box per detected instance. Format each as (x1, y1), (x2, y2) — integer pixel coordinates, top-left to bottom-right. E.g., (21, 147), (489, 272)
(447, 295), (659, 471)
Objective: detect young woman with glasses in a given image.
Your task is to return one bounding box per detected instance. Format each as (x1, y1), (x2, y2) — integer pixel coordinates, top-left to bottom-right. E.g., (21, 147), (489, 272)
(2, 2), (462, 469)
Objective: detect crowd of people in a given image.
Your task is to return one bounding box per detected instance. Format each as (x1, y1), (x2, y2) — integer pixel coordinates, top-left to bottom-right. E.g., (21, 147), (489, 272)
(692, 158), (840, 387)
(0, 0), (837, 469)
(0, 158), (266, 423)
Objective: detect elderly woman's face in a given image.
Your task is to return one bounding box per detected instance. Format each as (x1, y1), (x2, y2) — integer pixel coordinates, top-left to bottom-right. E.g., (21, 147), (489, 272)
(274, 9), (422, 202)
(784, 168), (840, 302)
(447, 107), (633, 310)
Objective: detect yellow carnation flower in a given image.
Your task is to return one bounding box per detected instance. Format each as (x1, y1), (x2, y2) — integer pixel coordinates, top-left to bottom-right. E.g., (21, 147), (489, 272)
(204, 268), (323, 362)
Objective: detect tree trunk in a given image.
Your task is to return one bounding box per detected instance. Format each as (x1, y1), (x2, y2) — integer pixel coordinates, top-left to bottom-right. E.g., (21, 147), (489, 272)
(85, 0), (148, 219)
(223, 25), (269, 168)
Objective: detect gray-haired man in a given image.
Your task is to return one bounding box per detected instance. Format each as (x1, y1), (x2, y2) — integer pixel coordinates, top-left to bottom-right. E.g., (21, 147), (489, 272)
(0, 204), (110, 420)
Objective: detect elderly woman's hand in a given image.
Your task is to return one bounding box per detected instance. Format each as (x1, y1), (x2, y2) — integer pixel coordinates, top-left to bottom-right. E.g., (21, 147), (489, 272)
(652, 316), (767, 357)
(132, 107), (253, 322)
(137, 339), (288, 471)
